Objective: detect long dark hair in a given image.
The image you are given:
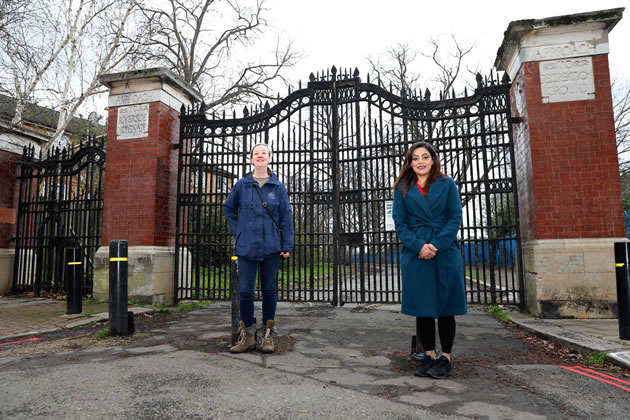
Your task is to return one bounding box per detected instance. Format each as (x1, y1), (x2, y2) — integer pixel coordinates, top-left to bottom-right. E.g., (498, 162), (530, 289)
(393, 141), (445, 197)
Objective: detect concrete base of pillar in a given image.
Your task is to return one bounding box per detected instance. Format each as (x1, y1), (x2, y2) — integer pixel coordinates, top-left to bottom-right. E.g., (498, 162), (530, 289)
(93, 246), (175, 306)
(0, 249), (14, 295)
(522, 238), (626, 318)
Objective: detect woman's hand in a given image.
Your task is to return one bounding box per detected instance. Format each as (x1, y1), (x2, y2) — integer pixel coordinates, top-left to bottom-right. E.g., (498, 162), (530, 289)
(280, 252), (290, 259)
(419, 243), (437, 259)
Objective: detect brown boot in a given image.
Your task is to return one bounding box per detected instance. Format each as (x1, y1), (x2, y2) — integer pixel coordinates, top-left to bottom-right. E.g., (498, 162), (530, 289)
(230, 321), (256, 353)
(260, 320), (275, 353)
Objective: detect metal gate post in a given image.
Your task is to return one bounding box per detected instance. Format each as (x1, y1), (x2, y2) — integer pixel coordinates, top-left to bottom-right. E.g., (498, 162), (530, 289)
(331, 66), (340, 306)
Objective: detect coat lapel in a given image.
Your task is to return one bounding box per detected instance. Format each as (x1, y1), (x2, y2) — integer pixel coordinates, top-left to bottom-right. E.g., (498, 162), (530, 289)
(407, 184), (433, 219)
(425, 178), (448, 208)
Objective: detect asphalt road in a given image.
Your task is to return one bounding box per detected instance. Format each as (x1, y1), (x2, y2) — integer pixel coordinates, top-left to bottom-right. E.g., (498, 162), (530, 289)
(1, 302), (629, 419)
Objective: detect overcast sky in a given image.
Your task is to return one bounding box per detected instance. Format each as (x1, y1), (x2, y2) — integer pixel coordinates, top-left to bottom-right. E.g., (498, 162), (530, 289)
(263, 0), (629, 87)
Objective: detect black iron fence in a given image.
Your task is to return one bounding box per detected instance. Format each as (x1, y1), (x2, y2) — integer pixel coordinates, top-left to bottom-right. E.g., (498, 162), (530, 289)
(175, 67), (524, 306)
(12, 137), (105, 295)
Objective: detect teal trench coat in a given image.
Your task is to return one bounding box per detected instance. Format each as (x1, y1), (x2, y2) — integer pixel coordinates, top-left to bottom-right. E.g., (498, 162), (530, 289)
(392, 176), (468, 318)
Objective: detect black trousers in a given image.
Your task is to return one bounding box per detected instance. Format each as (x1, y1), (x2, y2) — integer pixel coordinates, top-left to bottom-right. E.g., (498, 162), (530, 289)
(417, 316), (456, 354)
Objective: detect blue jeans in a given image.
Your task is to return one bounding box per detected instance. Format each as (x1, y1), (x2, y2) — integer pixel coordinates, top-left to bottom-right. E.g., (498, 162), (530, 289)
(238, 254), (280, 328)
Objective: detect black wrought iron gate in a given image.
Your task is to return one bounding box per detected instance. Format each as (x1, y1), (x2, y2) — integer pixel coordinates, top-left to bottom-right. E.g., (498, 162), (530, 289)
(175, 67), (524, 306)
(12, 138), (105, 295)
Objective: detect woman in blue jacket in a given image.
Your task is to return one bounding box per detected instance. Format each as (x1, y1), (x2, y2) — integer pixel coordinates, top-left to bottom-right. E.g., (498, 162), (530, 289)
(223, 143), (294, 353)
(392, 141), (467, 379)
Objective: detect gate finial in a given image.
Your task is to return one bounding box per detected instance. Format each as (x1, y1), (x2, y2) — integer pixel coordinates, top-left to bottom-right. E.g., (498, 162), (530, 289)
(476, 72), (483, 88)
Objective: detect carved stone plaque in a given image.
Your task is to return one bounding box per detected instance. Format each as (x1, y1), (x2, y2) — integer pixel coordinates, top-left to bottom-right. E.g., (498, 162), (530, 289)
(116, 104), (149, 140)
(540, 57), (595, 103)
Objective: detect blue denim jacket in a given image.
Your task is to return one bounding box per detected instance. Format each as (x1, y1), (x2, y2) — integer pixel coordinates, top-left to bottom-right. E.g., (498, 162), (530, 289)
(223, 172), (294, 261)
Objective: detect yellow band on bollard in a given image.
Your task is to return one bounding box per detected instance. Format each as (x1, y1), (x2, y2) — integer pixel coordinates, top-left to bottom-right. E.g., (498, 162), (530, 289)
(616, 263), (625, 267)
(231, 256), (238, 260)
(109, 257), (128, 262)
(67, 262), (82, 265)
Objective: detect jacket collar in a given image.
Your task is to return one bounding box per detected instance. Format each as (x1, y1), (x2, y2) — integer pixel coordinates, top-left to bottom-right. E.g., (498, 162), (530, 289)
(242, 171), (281, 186)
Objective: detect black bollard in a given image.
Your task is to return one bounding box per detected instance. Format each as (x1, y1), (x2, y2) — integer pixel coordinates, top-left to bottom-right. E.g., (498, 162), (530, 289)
(65, 247), (82, 314)
(109, 240), (133, 336)
(230, 254), (240, 346)
(614, 242), (630, 340)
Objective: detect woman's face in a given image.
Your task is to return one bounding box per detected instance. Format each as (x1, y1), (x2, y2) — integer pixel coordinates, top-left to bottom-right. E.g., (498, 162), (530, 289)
(250, 145), (271, 170)
(411, 147), (433, 179)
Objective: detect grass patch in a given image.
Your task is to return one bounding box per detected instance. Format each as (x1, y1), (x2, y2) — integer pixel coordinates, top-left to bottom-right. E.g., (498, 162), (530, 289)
(588, 351), (607, 366)
(95, 328), (109, 338)
(488, 305), (510, 323)
(175, 300), (212, 313)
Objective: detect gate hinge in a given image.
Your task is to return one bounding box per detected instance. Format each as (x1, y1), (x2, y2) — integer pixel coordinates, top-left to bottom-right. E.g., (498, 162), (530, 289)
(508, 116), (522, 124)
(173, 143), (180, 150)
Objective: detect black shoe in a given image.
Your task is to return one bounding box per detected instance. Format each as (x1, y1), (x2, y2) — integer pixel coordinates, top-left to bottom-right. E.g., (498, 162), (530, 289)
(413, 356), (436, 377)
(427, 355), (452, 379)
(410, 352), (426, 363)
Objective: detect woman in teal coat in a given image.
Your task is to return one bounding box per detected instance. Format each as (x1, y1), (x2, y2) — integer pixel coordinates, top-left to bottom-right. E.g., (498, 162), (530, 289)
(392, 141), (467, 379)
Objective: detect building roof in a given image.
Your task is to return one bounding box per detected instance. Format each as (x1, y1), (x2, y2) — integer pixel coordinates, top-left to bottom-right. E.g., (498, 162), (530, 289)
(0, 93), (105, 139)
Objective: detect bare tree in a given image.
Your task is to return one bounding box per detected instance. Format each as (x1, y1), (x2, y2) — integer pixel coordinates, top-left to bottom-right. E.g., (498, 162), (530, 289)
(614, 79), (630, 176)
(367, 43), (421, 95)
(368, 36), (478, 99)
(136, 0), (298, 111)
(0, 0), (144, 154)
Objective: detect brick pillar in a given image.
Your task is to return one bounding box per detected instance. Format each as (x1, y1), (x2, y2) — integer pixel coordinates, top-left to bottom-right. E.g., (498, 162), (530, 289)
(93, 68), (201, 305)
(496, 9), (626, 318)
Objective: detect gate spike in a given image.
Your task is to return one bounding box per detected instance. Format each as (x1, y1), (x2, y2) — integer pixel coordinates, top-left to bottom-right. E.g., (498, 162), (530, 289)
(331, 66), (336, 77)
(233, 110), (236, 119)
(299, 80), (302, 89)
(243, 106), (249, 117)
(424, 88), (431, 101)
(439, 91), (443, 100)
(222, 109), (226, 119)
(367, 73), (371, 83)
(309, 72), (315, 82)
(501, 72), (511, 84)
(180, 103), (185, 115)
(200, 101), (206, 115)
(264, 100), (270, 110)
(401, 87), (407, 99)
(452, 88), (456, 99)
(476, 73), (483, 88)
(354, 67), (360, 78)
(464, 87), (468, 97)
